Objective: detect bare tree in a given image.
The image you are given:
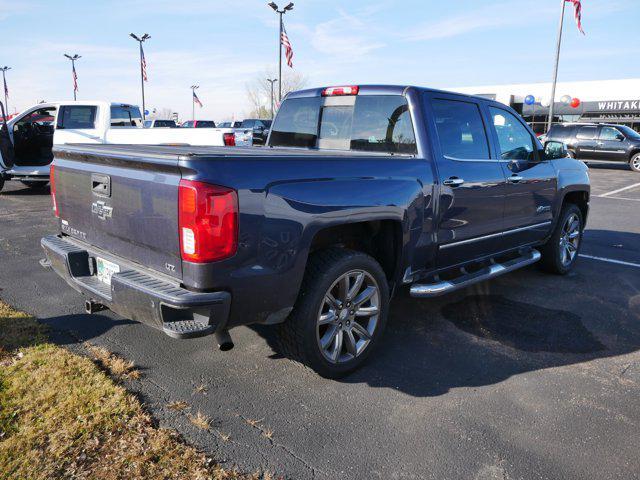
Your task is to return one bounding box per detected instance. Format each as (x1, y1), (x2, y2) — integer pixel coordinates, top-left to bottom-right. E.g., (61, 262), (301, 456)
(246, 69), (308, 118)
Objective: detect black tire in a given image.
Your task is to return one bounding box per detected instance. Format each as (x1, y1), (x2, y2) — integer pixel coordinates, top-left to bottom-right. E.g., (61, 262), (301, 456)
(21, 181), (49, 190)
(0, 176), (4, 192)
(276, 248), (390, 378)
(630, 153), (640, 173)
(539, 203), (584, 275)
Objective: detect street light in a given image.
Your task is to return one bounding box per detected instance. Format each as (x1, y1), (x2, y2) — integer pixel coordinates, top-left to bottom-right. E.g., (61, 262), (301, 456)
(190, 85), (199, 122)
(130, 33), (151, 120)
(266, 78), (278, 119)
(64, 54), (81, 101)
(1, 66), (11, 116)
(267, 2), (294, 102)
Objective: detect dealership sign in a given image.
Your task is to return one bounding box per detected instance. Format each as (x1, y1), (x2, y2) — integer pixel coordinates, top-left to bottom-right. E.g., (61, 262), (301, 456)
(596, 100), (640, 112)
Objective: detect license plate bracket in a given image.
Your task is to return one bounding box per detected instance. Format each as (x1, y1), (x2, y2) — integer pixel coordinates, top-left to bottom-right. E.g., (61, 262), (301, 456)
(96, 257), (120, 286)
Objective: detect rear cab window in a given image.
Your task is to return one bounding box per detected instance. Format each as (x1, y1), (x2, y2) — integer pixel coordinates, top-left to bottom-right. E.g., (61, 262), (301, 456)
(270, 94), (417, 154)
(110, 105), (143, 128)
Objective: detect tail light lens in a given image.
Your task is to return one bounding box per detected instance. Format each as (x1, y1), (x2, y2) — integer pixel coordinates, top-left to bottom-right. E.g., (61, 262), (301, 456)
(50, 164), (59, 218)
(178, 180), (238, 263)
(223, 132), (236, 146)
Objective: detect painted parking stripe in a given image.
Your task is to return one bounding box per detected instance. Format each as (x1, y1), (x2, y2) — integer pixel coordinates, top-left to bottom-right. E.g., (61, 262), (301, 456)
(579, 254), (640, 269)
(598, 182), (640, 198)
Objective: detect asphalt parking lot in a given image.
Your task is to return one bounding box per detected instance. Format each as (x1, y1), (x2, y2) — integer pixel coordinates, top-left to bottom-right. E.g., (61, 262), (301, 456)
(1, 163), (639, 480)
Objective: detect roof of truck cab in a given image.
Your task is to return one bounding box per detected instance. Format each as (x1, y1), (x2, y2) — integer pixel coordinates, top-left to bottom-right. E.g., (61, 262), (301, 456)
(285, 84), (498, 104)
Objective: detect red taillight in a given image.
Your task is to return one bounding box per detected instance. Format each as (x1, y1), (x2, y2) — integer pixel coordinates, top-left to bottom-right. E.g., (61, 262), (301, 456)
(50, 164), (59, 218)
(178, 180), (238, 263)
(321, 86), (359, 97)
(223, 132), (235, 146)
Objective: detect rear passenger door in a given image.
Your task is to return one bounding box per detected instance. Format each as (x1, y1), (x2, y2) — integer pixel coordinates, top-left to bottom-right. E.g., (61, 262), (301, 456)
(488, 106), (556, 248)
(574, 126), (599, 159)
(425, 94), (506, 267)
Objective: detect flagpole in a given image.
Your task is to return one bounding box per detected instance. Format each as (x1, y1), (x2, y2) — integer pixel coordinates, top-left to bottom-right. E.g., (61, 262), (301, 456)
(547, 0), (566, 132)
(1, 67), (9, 116)
(72, 59), (77, 101)
(278, 11), (283, 103)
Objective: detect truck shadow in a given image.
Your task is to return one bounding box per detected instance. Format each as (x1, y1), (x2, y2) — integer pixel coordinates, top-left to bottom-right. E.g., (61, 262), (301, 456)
(257, 253), (640, 397)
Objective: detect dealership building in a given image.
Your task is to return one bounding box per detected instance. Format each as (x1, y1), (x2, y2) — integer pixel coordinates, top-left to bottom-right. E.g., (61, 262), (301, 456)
(451, 78), (640, 134)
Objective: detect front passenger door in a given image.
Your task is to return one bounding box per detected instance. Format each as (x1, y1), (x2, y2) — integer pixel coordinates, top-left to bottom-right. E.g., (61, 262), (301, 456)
(488, 107), (556, 249)
(595, 126), (628, 161)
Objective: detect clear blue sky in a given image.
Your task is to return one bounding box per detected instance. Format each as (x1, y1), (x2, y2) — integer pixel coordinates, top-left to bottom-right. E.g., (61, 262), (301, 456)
(0, 0), (637, 120)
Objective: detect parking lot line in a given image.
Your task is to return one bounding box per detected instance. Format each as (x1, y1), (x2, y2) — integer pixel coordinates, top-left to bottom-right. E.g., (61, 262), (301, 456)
(598, 182), (640, 198)
(579, 254), (640, 269)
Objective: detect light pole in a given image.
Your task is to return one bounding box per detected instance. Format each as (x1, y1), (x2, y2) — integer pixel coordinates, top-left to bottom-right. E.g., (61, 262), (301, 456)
(267, 2), (294, 102)
(266, 78), (277, 118)
(64, 54), (81, 100)
(190, 85), (199, 121)
(1, 66), (10, 116)
(130, 33), (150, 120)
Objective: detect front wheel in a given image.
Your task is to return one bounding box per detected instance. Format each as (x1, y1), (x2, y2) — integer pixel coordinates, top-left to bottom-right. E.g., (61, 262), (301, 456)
(630, 153), (640, 173)
(276, 249), (390, 378)
(539, 204), (584, 275)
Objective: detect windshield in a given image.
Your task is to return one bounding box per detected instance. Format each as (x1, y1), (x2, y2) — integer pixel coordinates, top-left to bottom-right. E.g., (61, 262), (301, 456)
(618, 125), (640, 139)
(270, 95), (417, 154)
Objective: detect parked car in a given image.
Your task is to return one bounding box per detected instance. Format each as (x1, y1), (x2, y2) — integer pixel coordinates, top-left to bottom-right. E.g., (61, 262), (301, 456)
(144, 119), (178, 128)
(217, 121), (242, 128)
(181, 120), (216, 128)
(0, 101), (236, 191)
(546, 122), (640, 172)
(42, 85), (589, 377)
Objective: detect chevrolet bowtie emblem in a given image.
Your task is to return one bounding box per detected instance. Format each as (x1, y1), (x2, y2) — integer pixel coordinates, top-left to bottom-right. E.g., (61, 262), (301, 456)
(92, 200), (113, 220)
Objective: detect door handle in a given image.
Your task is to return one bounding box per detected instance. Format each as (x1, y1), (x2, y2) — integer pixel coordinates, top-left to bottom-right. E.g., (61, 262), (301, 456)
(443, 177), (464, 187)
(507, 175), (524, 183)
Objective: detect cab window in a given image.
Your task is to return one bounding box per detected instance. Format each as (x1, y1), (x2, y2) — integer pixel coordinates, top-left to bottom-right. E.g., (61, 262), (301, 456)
(489, 107), (535, 161)
(56, 106), (97, 130)
(576, 126), (597, 140)
(431, 99), (490, 160)
(599, 127), (624, 141)
(110, 105), (142, 127)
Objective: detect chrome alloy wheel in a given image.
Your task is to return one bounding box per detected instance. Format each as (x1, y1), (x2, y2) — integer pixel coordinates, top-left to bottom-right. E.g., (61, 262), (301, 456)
(632, 155), (640, 172)
(316, 270), (380, 364)
(559, 213), (581, 266)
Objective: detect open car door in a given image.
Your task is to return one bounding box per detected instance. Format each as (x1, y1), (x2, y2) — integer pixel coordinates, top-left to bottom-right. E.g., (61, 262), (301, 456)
(0, 101), (15, 170)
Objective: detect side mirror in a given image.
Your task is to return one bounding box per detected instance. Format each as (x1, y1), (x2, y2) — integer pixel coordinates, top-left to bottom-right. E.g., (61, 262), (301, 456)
(543, 140), (568, 160)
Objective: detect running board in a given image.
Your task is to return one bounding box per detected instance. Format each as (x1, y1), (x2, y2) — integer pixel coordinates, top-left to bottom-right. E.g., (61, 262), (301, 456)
(410, 250), (541, 298)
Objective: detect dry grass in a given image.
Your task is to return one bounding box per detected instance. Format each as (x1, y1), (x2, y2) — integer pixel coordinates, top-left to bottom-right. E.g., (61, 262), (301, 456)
(262, 429), (274, 440)
(167, 401), (190, 411)
(194, 383), (208, 395)
(217, 430), (231, 442)
(245, 418), (264, 428)
(0, 300), (273, 480)
(189, 411), (211, 430)
(86, 343), (140, 380)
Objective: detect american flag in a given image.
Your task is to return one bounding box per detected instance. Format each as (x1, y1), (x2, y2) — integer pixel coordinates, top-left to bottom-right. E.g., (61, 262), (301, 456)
(281, 24), (293, 68)
(566, 0), (585, 35)
(72, 64), (78, 93)
(141, 46), (148, 81)
(193, 90), (203, 108)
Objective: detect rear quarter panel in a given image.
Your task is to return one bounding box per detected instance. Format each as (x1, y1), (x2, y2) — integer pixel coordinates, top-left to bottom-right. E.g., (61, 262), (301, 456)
(180, 155), (433, 327)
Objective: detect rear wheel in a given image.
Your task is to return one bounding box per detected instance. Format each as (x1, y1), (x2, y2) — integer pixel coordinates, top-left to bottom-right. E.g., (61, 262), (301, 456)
(276, 248), (389, 378)
(539, 204), (583, 275)
(0, 176), (4, 192)
(630, 153), (640, 173)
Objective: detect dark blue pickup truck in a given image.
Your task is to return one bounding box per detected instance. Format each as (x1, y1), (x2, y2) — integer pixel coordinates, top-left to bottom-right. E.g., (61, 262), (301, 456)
(42, 85), (590, 377)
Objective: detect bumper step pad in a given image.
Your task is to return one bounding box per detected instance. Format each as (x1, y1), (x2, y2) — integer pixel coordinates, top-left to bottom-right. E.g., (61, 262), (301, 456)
(162, 320), (216, 339)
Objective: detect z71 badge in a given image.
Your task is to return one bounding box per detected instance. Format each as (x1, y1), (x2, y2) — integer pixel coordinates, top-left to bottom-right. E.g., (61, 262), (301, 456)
(91, 201), (113, 220)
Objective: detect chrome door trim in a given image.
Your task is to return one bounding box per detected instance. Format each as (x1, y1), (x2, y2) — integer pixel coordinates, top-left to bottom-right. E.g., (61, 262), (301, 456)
(439, 221), (552, 250)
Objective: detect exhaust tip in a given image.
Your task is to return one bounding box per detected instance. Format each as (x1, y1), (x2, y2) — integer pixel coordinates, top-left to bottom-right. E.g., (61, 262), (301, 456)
(215, 330), (234, 351)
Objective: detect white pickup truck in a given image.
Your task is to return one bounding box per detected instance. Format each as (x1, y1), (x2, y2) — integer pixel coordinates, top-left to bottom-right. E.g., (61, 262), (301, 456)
(0, 101), (236, 191)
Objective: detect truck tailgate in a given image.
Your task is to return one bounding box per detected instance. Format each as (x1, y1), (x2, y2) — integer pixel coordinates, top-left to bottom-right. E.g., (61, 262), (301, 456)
(53, 146), (182, 279)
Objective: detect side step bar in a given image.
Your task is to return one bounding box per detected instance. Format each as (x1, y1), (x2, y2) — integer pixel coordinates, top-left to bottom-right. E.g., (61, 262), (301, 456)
(410, 249), (541, 298)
